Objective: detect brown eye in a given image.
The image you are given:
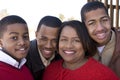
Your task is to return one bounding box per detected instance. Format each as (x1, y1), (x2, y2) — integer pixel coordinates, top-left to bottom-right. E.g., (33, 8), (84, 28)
(23, 35), (29, 40)
(52, 39), (57, 43)
(11, 36), (18, 40)
(72, 39), (80, 44)
(60, 38), (67, 42)
(102, 18), (108, 22)
(39, 37), (47, 41)
(75, 39), (80, 42)
(88, 21), (96, 26)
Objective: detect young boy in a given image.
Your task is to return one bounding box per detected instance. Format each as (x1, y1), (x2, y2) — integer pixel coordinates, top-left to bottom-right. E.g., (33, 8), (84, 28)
(0, 15), (34, 80)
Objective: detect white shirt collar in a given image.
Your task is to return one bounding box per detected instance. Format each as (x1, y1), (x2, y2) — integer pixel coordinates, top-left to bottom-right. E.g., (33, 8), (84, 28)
(97, 30), (114, 55)
(38, 48), (55, 67)
(0, 50), (26, 69)
(97, 45), (105, 55)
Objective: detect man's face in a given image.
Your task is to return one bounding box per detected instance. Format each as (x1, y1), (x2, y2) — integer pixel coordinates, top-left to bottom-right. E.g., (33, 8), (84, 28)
(36, 24), (59, 59)
(84, 8), (111, 46)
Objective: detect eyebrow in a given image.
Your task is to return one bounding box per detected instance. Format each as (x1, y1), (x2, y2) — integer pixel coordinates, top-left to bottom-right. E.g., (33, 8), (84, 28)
(60, 35), (79, 39)
(87, 16), (109, 23)
(100, 16), (109, 19)
(9, 32), (29, 35)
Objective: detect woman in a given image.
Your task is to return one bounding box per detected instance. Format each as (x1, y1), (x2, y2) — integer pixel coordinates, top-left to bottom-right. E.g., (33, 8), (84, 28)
(42, 20), (119, 80)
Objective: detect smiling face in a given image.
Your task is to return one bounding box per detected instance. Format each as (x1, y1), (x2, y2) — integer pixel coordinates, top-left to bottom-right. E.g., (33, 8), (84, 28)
(0, 23), (30, 61)
(36, 24), (59, 59)
(59, 26), (85, 63)
(84, 8), (111, 46)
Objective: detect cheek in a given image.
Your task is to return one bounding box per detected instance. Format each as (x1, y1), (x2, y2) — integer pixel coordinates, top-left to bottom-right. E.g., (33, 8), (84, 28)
(26, 40), (30, 46)
(58, 48), (63, 57)
(58, 42), (63, 53)
(77, 43), (85, 52)
(59, 41), (64, 47)
(50, 42), (57, 51)
(2, 43), (15, 55)
(52, 42), (57, 48)
(78, 47), (84, 54)
(106, 24), (111, 30)
(87, 27), (94, 33)
(77, 48), (85, 58)
(37, 41), (43, 49)
(86, 27), (95, 37)
(2, 41), (12, 48)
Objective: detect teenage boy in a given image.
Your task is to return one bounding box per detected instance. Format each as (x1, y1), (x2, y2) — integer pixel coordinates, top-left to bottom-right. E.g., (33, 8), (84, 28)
(80, 1), (120, 77)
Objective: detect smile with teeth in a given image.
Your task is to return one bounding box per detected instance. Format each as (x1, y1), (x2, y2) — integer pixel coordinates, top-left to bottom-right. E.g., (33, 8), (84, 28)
(64, 50), (75, 54)
(17, 48), (27, 54)
(19, 48), (25, 51)
(96, 33), (106, 40)
(43, 50), (52, 54)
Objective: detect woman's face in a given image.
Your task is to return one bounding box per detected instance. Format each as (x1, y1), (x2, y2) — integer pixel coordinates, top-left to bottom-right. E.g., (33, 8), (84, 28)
(59, 26), (85, 63)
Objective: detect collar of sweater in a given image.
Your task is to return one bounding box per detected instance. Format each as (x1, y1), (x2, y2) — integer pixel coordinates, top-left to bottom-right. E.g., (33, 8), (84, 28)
(0, 50), (26, 69)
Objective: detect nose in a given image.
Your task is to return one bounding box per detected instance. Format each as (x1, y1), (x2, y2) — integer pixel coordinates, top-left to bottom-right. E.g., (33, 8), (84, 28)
(18, 38), (25, 46)
(45, 41), (52, 48)
(96, 22), (105, 31)
(66, 41), (73, 49)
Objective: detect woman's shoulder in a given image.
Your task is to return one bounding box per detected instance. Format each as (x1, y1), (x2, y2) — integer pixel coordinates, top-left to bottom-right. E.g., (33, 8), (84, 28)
(47, 60), (63, 69)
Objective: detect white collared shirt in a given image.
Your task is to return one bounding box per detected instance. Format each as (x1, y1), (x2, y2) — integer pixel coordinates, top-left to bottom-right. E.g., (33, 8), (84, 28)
(38, 49), (55, 67)
(0, 50), (26, 69)
(96, 30), (115, 66)
(97, 45), (105, 55)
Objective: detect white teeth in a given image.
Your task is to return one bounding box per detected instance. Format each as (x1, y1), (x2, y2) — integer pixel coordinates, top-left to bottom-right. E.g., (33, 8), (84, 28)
(44, 50), (51, 53)
(64, 51), (74, 54)
(96, 33), (106, 39)
(19, 48), (25, 50)
(43, 50), (52, 54)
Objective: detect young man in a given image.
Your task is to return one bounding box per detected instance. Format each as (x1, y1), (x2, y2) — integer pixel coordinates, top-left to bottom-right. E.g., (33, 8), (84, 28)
(26, 16), (62, 80)
(0, 15), (34, 80)
(80, 1), (120, 77)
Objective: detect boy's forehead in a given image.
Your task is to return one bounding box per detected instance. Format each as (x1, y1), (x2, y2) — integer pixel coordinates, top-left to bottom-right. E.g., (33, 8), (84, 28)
(6, 23), (27, 28)
(5, 23), (28, 32)
(85, 8), (106, 14)
(84, 8), (107, 18)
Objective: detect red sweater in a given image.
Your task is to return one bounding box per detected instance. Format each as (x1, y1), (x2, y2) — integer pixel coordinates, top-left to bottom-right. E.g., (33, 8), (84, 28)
(0, 62), (34, 80)
(42, 58), (119, 80)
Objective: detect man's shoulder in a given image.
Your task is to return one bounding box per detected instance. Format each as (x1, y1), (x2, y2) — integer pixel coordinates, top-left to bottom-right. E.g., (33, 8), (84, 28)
(29, 39), (37, 49)
(30, 39), (37, 45)
(112, 28), (120, 56)
(28, 39), (39, 55)
(112, 28), (120, 39)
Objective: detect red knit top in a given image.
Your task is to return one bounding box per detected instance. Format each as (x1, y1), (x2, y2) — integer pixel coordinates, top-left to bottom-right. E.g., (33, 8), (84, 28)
(0, 62), (34, 80)
(42, 58), (119, 80)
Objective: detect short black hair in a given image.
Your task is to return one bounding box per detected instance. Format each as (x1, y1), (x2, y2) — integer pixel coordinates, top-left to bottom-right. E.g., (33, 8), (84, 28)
(81, 1), (108, 22)
(36, 16), (62, 32)
(0, 15), (27, 38)
(57, 20), (97, 57)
